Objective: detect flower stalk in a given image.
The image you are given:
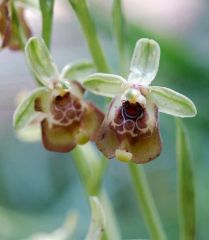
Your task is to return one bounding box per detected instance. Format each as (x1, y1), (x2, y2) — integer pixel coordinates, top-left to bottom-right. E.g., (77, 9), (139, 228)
(68, 0), (109, 73)
(72, 144), (121, 240)
(39, 0), (55, 48)
(128, 163), (167, 240)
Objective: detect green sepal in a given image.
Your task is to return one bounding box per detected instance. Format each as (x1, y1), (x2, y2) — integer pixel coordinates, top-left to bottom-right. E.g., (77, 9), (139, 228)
(128, 38), (160, 86)
(83, 73), (126, 97)
(149, 86), (197, 117)
(13, 87), (49, 130)
(61, 60), (94, 82)
(25, 37), (59, 86)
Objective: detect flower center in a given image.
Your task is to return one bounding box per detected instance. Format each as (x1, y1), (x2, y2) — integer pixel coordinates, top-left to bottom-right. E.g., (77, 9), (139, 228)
(122, 101), (144, 120)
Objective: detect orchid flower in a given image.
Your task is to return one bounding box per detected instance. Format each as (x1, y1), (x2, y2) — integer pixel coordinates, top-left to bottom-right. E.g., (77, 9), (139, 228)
(83, 38), (197, 164)
(13, 37), (104, 152)
(0, 0), (32, 50)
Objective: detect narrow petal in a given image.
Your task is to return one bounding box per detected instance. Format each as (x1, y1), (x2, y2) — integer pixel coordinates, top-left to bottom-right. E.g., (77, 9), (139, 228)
(70, 80), (85, 99)
(83, 73), (126, 97)
(119, 127), (162, 164)
(61, 60), (94, 82)
(41, 119), (79, 152)
(149, 86), (197, 117)
(80, 102), (104, 141)
(128, 38), (160, 86)
(13, 87), (49, 130)
(25, 37), (59, 87)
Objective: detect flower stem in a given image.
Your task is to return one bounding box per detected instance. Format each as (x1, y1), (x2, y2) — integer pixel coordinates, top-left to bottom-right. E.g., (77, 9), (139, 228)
(39, 0), (55, 48)
(128, 163), (167, 240)
(72, 144), (121, 240)
(68, 0), (109, 73)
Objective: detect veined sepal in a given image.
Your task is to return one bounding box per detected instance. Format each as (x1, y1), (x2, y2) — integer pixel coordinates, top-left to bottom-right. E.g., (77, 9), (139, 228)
(25, 37), (60, 87)
(61, 60), (95, 82)
(83, 73), (126, 97)
(128, 38), (160, 86)
(148, 86), (197, 117)
(13, 87), (49, 130)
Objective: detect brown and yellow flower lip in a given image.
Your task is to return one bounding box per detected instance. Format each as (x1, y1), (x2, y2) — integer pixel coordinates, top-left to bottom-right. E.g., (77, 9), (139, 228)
(96, 94), (162, 163)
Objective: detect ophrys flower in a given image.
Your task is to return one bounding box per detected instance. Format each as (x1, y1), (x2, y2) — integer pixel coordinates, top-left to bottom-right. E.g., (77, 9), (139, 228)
(83, 38), (197, 163)
(13, 37), (104, 152)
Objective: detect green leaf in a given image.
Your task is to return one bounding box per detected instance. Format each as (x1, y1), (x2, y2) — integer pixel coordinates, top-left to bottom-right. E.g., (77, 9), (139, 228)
(13, 87), (49, 130)
(176, 120), (196, 240)
(149, 86), (197, 117)
(128, 38), (160, 86)
(61, 60), (94, 82)
(25, 37), (59, 87)
(83, 73), (126, 97)
(39, 0), (55, 48)
(85, 196), (105, 240)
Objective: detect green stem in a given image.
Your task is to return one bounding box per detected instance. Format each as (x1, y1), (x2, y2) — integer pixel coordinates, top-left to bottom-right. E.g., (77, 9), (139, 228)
(128, 163), (167, 240)
(68, 0), (109, 72)
(72, 144), (121, 240)
(39, 0), (55, 48)
(112, 0), (127, 75)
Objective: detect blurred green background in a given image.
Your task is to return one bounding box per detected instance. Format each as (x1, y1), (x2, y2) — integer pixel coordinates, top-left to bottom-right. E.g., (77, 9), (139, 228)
(0, 0), (208, 239)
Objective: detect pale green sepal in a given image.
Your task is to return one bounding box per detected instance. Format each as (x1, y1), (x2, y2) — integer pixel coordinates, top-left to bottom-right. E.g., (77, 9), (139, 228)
(16, 124), (41, 142)
(83, 73), (126, 97)
(25, 37), (59, 87)
(128, 38), (160, 86)
(61, 60), (94, 82)
(13, 87), (49, 130)
(85, 196), (105, 240)
(149, 86), (197, 117)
